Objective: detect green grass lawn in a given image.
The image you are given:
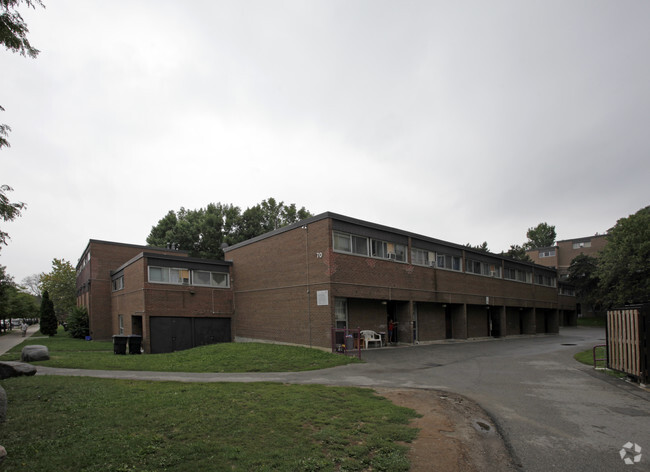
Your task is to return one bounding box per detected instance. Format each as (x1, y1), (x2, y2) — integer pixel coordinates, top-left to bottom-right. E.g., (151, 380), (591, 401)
(574, 346), (606, 367)
(576, 316), (606, 327)
(0, 332), (417, 470)
(1, 333), (360, 372)
(574, 346), (627, 379)
(0, 376), (418, 472)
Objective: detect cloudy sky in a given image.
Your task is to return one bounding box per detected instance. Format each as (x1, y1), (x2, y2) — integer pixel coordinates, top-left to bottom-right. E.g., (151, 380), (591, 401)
(1, 0), (648, 283)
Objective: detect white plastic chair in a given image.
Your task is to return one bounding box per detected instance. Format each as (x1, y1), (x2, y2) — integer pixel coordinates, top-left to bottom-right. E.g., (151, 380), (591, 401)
(360, 330), (382, 348)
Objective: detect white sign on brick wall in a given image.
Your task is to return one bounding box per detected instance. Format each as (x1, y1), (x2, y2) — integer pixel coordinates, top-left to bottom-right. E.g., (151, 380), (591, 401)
(317, 290), (329, 306)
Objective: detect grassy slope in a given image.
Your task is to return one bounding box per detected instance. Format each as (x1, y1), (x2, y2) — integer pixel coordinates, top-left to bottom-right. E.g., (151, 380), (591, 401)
(1, 333), (360, 372)
(0, 376), (418, 472)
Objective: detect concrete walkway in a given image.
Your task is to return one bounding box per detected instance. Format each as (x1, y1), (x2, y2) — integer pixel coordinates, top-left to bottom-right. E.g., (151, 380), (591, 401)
(0, 324), (40, 355)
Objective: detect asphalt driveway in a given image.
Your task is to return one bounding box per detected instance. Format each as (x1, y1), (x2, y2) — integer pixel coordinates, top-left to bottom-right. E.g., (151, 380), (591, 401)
(37, 326), (649, 471)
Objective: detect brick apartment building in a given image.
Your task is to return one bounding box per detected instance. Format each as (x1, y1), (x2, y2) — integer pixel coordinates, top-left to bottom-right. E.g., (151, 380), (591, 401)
(77, 213), (577, 353)
(526, 234), (608, 279)
(224, 212), (577, 349)
(76, 240), (233, 353)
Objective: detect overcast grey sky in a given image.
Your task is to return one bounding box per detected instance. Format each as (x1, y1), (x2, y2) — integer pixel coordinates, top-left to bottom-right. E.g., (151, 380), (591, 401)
(1, 0), (649, 283)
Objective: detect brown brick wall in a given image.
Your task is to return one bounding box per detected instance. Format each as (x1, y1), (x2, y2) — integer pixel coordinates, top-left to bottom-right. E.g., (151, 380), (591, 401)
(505, 307), (522, 335)
(416, 302), (446, 341)
(77, 240), (190, 340)
(227, 219), (334, 348)
(225, 215), (575, 348)
(467, 305), (489, 338)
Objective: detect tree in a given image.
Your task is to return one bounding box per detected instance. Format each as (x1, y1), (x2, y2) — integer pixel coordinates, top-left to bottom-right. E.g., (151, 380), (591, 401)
(2, 0), (43, 244)
(20, 273), (41, 297)
(0, 264), (14, 330)
(1, 0), (43, 58)
(40, 258), (76, 322)
(524, 222), (556, 250)
(66, 305), (89, 339)
(0, 184), (26, 249)
(147, 198), (313, 259)
(568, 254), (602, 313)
(39, 290), (57, 336)
(596, 206), (650, 307)
(465, 241), (489, 252)
(502, 244), (533, 262)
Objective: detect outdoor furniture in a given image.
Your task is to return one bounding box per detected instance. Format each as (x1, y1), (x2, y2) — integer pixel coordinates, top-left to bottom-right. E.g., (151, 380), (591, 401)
(360, 330), (382, 348)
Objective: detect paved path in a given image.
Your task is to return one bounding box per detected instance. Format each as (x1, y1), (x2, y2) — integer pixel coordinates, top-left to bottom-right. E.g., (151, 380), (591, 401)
(0, 324), (40, 355)
(27, 327), (650, 471)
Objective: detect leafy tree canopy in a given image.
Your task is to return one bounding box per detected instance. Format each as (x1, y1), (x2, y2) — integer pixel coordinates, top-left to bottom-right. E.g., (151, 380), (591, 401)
(596, 205), (650, 307)
(40, 258), (76, 321)
(524, 222), (556, 250)
(465, 241), (489, 252)
(146, 198), (313, 259)
(568, 253), (601, 311)
(0, 184), (26, 249)
(501, 244), (533, 262)
(0, 0), (43, 58)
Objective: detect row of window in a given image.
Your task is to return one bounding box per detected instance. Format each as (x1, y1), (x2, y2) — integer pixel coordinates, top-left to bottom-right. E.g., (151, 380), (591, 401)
(112, 267), (230, 291)
(333, 231), (407, 261)
(333, 231), (556, 286)
(148, 266), (229, 287)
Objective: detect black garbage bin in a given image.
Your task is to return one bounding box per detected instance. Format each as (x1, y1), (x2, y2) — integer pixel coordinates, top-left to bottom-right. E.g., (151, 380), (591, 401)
(112, 335), (128, 355)
(128, 335), (142, 354)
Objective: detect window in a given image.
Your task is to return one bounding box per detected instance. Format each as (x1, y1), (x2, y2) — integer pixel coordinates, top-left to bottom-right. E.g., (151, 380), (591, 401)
(437, 253), (462, 271)
(170, 268), (190, 284)
(411, 248), (430, 266)
(538, 249), (556, 258)
(371, 239), (387, 258)
(148, 266), (169, 283)
(148, 266), (229, 287)
(370, 239), (406, 261)
(572, 241), (591, 249)
(333, 231), (369, 256)
(559, 286), (575, 296)
(193, 270), (229, 288)
(535, 273), (556, 287)
(112, 276), (124, 292)
(504, 268), (532, 283)
(335, 298), (348, 329)
(118, 315), (124, 335)
(466, 259), (501, 277)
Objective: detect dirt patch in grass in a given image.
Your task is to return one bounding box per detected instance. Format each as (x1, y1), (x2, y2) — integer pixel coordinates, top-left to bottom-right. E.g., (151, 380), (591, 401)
(377, 388), (519, 472)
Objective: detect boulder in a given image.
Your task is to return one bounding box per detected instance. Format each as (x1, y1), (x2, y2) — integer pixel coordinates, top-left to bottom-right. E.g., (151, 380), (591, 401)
(0, 445), (6, 463)
(0, 361), (37, 380)
(20, 345), (50, 362)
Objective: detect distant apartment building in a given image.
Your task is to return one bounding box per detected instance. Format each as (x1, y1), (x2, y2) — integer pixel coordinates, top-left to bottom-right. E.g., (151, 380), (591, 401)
(77, 213), (577, 353)
(526, 234), (608, 280)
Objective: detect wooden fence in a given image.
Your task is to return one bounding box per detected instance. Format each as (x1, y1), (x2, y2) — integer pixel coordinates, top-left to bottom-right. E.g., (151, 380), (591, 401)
(607, 304), (649, 384)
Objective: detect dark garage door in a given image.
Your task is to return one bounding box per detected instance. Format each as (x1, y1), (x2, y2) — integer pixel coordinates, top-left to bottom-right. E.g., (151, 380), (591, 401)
(150, 317), (231, 354)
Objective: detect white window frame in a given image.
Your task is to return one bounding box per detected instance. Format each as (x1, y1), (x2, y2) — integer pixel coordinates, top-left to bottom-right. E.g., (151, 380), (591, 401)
(411, 248), (429, 266)
(112, 276), (124, 292)
(333, 231), (369, 256)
